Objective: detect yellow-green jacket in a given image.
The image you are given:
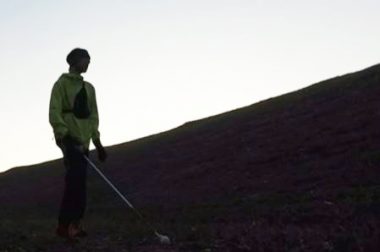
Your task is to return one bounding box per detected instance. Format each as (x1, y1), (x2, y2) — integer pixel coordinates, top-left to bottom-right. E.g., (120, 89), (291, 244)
(49, 73), (100, 148)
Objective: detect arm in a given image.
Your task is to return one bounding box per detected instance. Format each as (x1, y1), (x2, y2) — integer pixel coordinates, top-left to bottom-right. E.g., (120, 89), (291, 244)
(90, 86), (100, 141)
(90, 86), (107, 161)
(49, 82), (68, 145)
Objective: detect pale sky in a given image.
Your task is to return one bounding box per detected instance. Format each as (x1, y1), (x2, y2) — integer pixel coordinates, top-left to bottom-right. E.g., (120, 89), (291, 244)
(1, 0), (379, 172)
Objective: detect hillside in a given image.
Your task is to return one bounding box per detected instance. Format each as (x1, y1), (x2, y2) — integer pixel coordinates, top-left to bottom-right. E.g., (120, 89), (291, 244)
(1, 64), (380, 251)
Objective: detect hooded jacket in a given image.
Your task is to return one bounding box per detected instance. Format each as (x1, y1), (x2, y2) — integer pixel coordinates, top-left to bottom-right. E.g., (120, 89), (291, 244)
(49, 73), (100, 148)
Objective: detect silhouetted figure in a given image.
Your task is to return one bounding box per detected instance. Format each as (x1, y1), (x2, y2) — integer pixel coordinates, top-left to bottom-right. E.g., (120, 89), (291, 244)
(49, 48), (107, 240)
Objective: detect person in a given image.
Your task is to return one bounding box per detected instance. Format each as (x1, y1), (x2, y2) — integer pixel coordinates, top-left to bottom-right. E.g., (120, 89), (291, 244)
(49, 48), (107, 239)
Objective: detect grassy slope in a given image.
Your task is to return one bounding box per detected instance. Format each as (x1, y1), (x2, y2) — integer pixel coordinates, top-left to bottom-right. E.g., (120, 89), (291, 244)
(1, 64), (380, 251)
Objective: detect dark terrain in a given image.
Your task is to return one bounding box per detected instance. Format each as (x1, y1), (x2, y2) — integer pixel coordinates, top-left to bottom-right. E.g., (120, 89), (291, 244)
(1, 64), (380, 251)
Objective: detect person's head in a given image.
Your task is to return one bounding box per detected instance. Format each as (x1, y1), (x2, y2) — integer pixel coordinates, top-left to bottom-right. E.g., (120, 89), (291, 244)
(66, 48), (91, 74)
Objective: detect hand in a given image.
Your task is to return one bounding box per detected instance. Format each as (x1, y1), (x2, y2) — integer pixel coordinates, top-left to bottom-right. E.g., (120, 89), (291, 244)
(93, 138), (107, 162)
(55, 135), (71, 148)
(57, 135), (85, 154)
(97, 146), (107, 162)
(55, 137), (63, 148)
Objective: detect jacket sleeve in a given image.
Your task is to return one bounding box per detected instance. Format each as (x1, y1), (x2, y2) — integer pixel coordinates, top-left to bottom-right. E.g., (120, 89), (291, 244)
(90, 87), (101, 140)
(49, 82), (69, 139)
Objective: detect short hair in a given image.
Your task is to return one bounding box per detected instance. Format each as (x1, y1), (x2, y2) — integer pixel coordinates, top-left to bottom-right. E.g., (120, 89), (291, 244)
(66, 48), (90, 66)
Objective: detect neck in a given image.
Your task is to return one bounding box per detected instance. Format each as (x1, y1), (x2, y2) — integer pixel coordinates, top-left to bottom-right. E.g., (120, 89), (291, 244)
(69, 66), (82, 75)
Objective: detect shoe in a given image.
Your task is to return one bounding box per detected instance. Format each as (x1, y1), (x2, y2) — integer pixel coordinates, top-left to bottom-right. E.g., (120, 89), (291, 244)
(70, 221), (88, 238)
(56, 224), (69, 238)
(56, 224), (78, 241)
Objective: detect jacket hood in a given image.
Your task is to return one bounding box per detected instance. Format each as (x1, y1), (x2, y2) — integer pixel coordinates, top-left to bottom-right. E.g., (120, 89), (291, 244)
(60, 72), (84, 81)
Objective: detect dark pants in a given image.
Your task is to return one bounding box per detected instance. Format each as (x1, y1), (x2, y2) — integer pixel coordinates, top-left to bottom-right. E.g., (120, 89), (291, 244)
(58, 140), (89, 226)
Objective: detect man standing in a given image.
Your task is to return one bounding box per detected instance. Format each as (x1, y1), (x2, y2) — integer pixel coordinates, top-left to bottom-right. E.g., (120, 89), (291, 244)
(49, 48), (107, 239)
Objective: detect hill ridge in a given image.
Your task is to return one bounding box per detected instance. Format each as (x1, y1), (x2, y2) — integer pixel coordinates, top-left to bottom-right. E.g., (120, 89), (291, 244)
(1, 63), (380, 251)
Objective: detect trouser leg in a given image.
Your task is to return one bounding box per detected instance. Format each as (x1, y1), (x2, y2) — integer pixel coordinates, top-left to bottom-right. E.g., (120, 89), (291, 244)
(58, 144), (88, 226)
